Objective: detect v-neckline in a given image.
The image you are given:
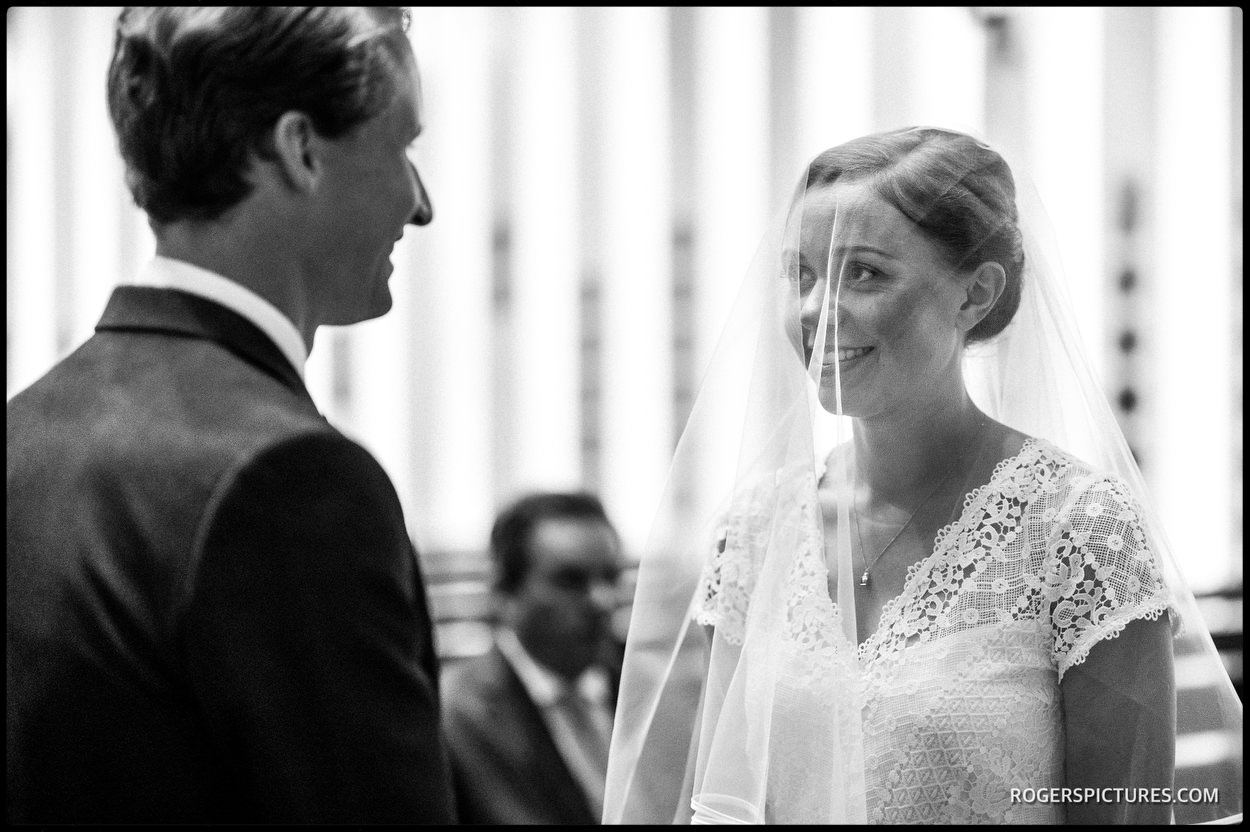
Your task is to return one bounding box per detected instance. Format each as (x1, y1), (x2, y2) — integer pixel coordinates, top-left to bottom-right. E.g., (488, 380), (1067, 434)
(815, 437), (1043, 660)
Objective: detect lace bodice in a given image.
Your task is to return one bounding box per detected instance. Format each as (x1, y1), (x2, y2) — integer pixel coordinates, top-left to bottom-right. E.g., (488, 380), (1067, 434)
(692, 438), (1173, 823)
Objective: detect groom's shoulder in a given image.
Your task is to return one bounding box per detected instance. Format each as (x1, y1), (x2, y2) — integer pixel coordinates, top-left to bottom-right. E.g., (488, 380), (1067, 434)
(230, 427), (395, 495)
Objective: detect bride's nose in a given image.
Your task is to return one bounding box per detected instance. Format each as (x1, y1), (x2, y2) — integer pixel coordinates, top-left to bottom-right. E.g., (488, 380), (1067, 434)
(799, 277), (830, 332)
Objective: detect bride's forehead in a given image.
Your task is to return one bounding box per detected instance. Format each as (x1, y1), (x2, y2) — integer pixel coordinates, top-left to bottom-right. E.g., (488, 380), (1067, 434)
(797, 182), (910, 247)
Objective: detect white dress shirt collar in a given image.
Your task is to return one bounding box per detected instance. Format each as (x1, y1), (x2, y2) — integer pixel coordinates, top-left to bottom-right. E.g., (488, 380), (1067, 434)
(494, 626), (611, 709)
(495, 626), (613, 818)
(127, 256), (308, 379)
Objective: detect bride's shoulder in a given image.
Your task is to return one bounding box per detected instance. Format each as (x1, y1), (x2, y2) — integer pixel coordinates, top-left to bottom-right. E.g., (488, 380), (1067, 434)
(1007, 434), (1146, 515)
(726, 452), (827, 507)
(814, 441), (852, 485)
(1012, 434), (1111, 482)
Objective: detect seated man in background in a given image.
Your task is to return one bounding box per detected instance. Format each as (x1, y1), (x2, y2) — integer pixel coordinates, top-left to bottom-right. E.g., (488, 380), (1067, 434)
(441, 492), (628, 824)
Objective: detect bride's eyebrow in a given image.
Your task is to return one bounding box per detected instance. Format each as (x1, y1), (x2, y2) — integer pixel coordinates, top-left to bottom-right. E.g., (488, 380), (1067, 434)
(831, 244), (896, 260)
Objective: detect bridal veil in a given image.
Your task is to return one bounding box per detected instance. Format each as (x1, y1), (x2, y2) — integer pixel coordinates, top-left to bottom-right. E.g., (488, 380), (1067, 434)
(602, 127), (1242, 825)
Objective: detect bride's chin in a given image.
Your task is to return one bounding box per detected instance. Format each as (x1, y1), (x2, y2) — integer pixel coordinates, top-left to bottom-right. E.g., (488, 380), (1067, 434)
(817, 388), (861, 417)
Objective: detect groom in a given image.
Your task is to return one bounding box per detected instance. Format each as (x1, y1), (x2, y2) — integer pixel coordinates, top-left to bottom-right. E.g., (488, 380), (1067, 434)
(7, 8), (454, 824)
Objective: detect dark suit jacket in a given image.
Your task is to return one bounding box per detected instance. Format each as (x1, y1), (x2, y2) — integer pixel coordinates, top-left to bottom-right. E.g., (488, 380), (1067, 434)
(441, 643), (615, 824)
(6, 286), (455, 824)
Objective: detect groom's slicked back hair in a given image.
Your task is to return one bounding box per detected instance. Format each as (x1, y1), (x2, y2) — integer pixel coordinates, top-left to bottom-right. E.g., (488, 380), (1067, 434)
(107, 6), (412, 225)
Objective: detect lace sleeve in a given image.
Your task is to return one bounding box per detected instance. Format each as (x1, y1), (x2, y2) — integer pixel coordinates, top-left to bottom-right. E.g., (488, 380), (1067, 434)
(693, 515), (765, 646)
(1042, 474), (1172, 680)
(691, 474), (781, 645)
(693, 521), (729, 622)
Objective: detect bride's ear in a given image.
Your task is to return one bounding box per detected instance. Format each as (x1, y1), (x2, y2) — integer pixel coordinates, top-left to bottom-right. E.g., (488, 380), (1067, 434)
(957, 261), (1006, 335)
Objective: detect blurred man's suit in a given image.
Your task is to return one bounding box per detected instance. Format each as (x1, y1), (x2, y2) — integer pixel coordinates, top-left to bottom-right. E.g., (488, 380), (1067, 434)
(6, 286), (453, 823)
(442, 639), (620, 824)
(441, 491), (626, 824)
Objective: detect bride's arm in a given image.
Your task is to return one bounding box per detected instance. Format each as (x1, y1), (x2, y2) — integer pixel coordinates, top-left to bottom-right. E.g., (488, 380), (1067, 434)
(1048, 474), (1177, 824)
(1060, 614), (1176, 824)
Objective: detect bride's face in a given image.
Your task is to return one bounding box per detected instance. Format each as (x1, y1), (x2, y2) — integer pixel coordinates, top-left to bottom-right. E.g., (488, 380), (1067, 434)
(795, 180), (969, 418)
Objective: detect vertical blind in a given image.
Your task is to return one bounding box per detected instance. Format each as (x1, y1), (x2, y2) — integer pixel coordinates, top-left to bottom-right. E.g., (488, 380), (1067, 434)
(6, 7), (1241, 595)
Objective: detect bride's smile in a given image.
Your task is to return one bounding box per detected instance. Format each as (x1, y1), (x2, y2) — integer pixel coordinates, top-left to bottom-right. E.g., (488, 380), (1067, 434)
(798, 181), (969, 419)
(836, 346), (873, 361)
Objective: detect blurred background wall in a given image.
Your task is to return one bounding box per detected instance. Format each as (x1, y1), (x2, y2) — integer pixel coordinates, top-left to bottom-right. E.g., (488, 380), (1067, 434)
(6, 7), (1242, 677)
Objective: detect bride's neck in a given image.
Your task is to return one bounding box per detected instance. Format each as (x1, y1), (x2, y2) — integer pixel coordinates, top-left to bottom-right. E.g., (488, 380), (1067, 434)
(851, 392), (986, 501)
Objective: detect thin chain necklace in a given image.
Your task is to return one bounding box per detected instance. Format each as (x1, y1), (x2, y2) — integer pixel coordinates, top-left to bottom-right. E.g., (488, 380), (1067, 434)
(852, 418), (990, 588)
(852, 468), (955, 588)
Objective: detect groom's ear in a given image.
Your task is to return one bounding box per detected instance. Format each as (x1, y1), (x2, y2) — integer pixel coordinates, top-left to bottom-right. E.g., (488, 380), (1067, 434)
(957, 261), (1006, 334)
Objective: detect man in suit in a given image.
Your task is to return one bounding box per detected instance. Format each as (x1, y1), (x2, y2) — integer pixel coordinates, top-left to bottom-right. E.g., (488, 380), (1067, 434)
(6, 8), (455, 824)
(442, 492), (628, 824)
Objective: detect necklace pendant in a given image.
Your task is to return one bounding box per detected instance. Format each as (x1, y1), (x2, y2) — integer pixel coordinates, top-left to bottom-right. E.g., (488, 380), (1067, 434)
(860, 570), (870, 587)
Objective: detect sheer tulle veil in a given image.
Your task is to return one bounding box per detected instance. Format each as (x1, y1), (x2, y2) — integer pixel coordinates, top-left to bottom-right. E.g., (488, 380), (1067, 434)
(602, 127), (1242, 824)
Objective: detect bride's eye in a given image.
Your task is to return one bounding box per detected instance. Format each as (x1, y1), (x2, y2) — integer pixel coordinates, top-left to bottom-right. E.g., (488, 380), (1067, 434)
(796, 267), (817, 297)
(841, 263), (878, 284)
(781, 260), (818, 297)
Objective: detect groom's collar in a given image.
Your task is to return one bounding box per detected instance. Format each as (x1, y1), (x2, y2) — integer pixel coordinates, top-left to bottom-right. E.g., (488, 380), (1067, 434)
(96, 284), (309, 400)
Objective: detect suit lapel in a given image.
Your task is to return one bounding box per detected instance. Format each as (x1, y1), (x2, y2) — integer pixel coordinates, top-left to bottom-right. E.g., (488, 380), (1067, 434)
(96, 286), (313, 406)
(484, 646), (598, 823)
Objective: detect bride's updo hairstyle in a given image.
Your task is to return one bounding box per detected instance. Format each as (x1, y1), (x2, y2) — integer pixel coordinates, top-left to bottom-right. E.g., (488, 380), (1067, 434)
(805, 127), (1025, 344)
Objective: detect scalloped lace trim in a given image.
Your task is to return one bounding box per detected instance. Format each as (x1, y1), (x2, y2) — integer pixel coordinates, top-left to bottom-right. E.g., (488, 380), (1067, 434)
(695, 437), (1174, 674)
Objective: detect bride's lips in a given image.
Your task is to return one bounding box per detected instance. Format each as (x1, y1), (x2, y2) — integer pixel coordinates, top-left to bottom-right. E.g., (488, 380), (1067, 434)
(824, 346), (874, 365)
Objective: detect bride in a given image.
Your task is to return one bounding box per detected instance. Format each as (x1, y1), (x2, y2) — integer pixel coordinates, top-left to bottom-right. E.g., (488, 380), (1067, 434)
(602, 128), (1242, 824)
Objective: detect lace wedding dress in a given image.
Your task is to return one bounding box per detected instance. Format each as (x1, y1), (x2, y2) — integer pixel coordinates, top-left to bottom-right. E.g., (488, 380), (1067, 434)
(693, 438), (1172, 823)
(604, 129), (1239, 826)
